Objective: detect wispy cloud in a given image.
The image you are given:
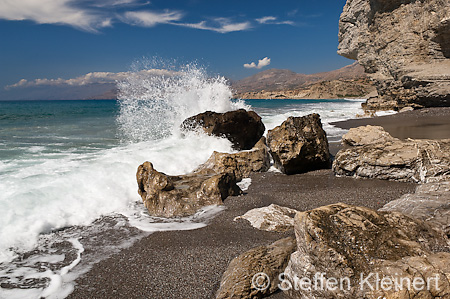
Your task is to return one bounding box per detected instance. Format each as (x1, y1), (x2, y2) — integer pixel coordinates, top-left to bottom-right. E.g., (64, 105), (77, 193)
(255, 16), (294, 26)
(121, 10), (183, 26)
(89, 0), (150, 8)
(244, 57), (271, 69)
(0, 1), (292, 33)
(179, 17), (251, 33)
(5, 70), (179, 89)
(0, 0), (113, 32)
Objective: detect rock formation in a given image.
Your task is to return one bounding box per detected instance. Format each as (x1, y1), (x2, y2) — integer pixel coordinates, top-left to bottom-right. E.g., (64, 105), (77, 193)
(195, 137), (270, 181)
(181, 109), (265, 151)
(216, 237), (296, 299)
(333, 125), (450, 183)
(235, 79), (375, 100)
(136, 162), (241, 217)
(338, 0), (450, 110)
(381, 180), (450, 237)
(234, 204), (299, 232)
(283, 203), (450, 298)
(267, 114), (331, 175)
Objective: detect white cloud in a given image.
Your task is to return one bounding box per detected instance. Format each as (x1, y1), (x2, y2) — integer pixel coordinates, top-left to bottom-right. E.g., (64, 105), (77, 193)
(255, 16), (294, 26)
(5, 69), (179, 89)
(244, 57), (271, 69)
(177, 17), (251, 33)
(0, 1), (287, 33)
(90, 0), (149, 8)
(256, 16), (277, 24)
(121, 10), (183, 27)
(0, 0), (112, 32)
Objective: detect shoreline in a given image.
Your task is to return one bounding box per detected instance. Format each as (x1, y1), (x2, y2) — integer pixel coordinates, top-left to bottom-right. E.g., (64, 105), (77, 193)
(68, 170), (414, 299)
(331, 107), (450, 140)
(68, 107), (450, 299)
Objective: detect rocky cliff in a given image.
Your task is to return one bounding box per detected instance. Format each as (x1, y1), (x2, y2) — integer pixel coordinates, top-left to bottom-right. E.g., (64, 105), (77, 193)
(338, 0), (450, 110)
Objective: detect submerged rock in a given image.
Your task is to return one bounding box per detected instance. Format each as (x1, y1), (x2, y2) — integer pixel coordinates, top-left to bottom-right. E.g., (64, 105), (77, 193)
(136, 162), (241, 217)
(381, 180), (450, 237)
(333, 125), (450, 183)
(267, 114), (331, 175)
(284, 203), (450, 298)
(195, 137), (270, 181)
(181, 109), (265, 150)
(234, 204), (298, 232)
(338, 0), (450, 110)
(216, 237), (296, 299)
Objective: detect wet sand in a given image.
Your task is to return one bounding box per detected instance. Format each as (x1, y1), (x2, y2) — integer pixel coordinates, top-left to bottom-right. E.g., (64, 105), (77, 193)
(68, 107), (450, 299)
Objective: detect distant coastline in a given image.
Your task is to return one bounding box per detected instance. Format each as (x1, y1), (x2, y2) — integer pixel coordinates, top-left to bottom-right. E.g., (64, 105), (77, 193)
(233, 78), (375, 100)
(232, 62), (375, 100)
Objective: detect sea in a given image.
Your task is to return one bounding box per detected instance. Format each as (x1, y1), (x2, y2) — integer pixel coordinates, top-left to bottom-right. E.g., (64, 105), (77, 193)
(0, 65), (385, 298)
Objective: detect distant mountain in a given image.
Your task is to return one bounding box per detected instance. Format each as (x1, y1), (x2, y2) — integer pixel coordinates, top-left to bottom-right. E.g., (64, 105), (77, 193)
(0, 62), (369, 101)
(232, 62), (367, 94)
(0, 83), (117, 101)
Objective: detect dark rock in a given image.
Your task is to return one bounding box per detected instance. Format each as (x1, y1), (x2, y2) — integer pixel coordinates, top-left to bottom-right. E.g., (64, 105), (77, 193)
(333, 125), (450, 183)
(136, 162), (241, 217)
(195, 137), (270, 181)
(284, 203), (450, 298)
(216, 237), (296, 299)
(181, 109), (265, 151)
(266, 114), (331, 175)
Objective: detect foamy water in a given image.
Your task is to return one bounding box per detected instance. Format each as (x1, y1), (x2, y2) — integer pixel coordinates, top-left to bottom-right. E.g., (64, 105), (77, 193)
(0, 62), (374, 298)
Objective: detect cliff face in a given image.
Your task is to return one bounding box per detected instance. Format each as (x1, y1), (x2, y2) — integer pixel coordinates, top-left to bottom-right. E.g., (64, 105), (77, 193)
(338, 0), (450, 110)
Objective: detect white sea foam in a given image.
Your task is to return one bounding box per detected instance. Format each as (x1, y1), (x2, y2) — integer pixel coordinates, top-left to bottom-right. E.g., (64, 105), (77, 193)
(376, 110), (397, 117)
(117, 61), (248, 142)
(124, 204), (226, 232)
(0, 62), (244, 298)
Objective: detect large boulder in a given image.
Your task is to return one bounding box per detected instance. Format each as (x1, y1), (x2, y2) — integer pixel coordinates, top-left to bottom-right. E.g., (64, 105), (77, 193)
(136, 162), (241, 217)
(381, 180), (450, 237)
(267, 114), (331, 175)
(195, 137), (270, 181)
(333, 125), (450, 183)
(338, 0), (450, 111)
(234, 204), (298, 233)
(181, 109), (265, 150)
(216, 237), (296, 299)
(283, 203), (450, 298)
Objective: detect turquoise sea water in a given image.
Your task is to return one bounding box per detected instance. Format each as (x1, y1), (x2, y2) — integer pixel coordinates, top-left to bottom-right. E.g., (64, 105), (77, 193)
(0, 100), (119, 160)
(0, 98), (361, 161)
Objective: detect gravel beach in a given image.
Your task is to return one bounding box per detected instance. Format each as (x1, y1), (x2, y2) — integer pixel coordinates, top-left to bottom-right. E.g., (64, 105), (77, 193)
(68, 171), (414, 299)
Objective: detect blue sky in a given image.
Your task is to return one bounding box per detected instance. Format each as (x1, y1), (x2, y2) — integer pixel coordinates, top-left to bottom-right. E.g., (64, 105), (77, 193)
(0, 0), (351, 92)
